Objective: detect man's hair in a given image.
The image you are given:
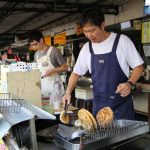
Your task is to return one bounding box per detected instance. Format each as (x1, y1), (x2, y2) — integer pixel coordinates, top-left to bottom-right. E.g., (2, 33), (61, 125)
(28, 30), (44, 43)
(80, 8), (104, 27)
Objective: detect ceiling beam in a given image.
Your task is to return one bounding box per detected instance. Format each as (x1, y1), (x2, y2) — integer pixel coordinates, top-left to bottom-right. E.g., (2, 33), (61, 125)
(0, 2), (18, 23)
(0, 37), (14, 41)
(0, 0), (122, 8)
(0, 0), (56, 4)
(38, 13), (74, 30)
(0, 0), (99, 5)
(0, 5), (118, 14)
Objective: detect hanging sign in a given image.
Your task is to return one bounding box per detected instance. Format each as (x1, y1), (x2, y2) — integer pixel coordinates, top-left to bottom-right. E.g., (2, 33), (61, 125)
(44, 35), (51, 46)
(54, 32), (66, 45)
(142, 21), (150, 43)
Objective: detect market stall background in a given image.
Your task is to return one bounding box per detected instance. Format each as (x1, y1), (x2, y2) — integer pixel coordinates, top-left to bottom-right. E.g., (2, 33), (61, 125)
(0, 0), (132, 50)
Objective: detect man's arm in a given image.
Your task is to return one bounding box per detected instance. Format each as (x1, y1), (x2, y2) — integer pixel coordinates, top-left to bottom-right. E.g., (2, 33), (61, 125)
(116, 64), (144, 97)
(128, 65), (144, 84)
(62, 72), (80, 105)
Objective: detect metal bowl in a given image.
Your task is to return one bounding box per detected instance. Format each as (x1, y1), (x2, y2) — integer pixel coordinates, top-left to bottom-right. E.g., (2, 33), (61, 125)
(76, 77), (93, 89)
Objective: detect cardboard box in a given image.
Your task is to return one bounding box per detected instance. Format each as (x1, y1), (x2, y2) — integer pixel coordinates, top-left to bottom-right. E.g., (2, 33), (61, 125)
(1, 66), (42, 108)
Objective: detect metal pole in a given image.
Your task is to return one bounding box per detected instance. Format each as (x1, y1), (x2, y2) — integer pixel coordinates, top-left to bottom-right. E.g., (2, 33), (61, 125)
(29, 118), (38, 150)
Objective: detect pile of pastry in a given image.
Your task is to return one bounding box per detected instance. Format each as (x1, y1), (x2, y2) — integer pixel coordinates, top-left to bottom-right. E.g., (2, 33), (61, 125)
(75, 107), (114, 131)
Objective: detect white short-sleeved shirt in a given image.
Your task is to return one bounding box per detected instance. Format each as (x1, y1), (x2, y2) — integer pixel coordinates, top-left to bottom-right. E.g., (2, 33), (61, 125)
(73, 32), (144, 77)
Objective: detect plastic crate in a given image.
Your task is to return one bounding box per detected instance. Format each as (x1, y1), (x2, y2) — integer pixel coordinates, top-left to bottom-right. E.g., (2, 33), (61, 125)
(10, 62), (39, 72)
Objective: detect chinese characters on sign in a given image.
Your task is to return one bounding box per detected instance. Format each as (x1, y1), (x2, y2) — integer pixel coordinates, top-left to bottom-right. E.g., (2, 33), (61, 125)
(54, 32), (66, 45)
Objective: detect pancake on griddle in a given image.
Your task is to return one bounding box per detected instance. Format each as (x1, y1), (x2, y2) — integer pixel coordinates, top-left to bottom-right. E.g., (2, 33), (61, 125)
(96, 107), (114, 127)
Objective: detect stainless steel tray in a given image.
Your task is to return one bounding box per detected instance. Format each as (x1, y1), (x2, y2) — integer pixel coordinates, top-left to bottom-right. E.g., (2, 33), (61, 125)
(55, 120), (149, 150)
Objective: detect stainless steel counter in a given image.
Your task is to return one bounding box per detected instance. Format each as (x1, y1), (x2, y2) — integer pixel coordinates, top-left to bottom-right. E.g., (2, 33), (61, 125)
(110, 134), (150, 150)
(38, 142), (63, 150)
(37, 133), (150, 150)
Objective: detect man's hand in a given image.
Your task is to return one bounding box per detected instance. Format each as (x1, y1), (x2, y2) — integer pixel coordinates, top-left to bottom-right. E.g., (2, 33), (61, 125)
(62, 93), (71, 108)
(61, 72), (80, 107)
(115, 82), (132, 97)
(43, 68), (55, 77)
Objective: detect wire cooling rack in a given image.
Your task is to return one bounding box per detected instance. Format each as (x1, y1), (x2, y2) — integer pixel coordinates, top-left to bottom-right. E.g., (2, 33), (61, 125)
(0, 93), (27, 113)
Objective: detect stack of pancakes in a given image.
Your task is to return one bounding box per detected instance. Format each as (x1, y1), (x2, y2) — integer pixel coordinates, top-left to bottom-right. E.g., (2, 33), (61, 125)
(75, 107), (113, 131)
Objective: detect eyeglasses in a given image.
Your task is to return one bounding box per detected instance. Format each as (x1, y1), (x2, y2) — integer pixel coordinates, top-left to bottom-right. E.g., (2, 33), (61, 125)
(30, 41), (39, 48)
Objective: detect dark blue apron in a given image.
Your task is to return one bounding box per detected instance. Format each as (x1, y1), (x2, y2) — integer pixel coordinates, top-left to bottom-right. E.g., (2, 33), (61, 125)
(89, 34), (135, 120)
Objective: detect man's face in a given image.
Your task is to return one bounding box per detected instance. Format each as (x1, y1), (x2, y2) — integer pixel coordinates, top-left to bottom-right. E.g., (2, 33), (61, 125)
(83, 23), (104, 43)
(29, 39), (43, 51)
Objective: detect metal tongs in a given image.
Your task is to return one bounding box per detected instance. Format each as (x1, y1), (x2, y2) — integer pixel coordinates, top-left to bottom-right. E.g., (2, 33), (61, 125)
(64, 99), (69, 117)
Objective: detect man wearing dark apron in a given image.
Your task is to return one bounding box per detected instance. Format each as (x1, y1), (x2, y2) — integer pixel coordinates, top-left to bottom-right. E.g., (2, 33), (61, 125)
(62, 8), (144, 120)
(89, 34), (134, 119)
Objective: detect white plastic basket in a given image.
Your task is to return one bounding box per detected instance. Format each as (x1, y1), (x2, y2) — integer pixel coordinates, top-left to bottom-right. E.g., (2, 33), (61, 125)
(10, 62), (39, 72)
(10, 62), (27, 72)
(28, 63), (39, 70)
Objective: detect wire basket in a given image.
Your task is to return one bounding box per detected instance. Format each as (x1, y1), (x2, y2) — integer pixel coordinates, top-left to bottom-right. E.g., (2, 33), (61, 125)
(0, 93), (27, 114)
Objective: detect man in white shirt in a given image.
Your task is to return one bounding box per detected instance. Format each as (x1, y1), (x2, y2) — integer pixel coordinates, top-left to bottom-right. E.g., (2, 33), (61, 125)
(62, 8), (144, 119)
